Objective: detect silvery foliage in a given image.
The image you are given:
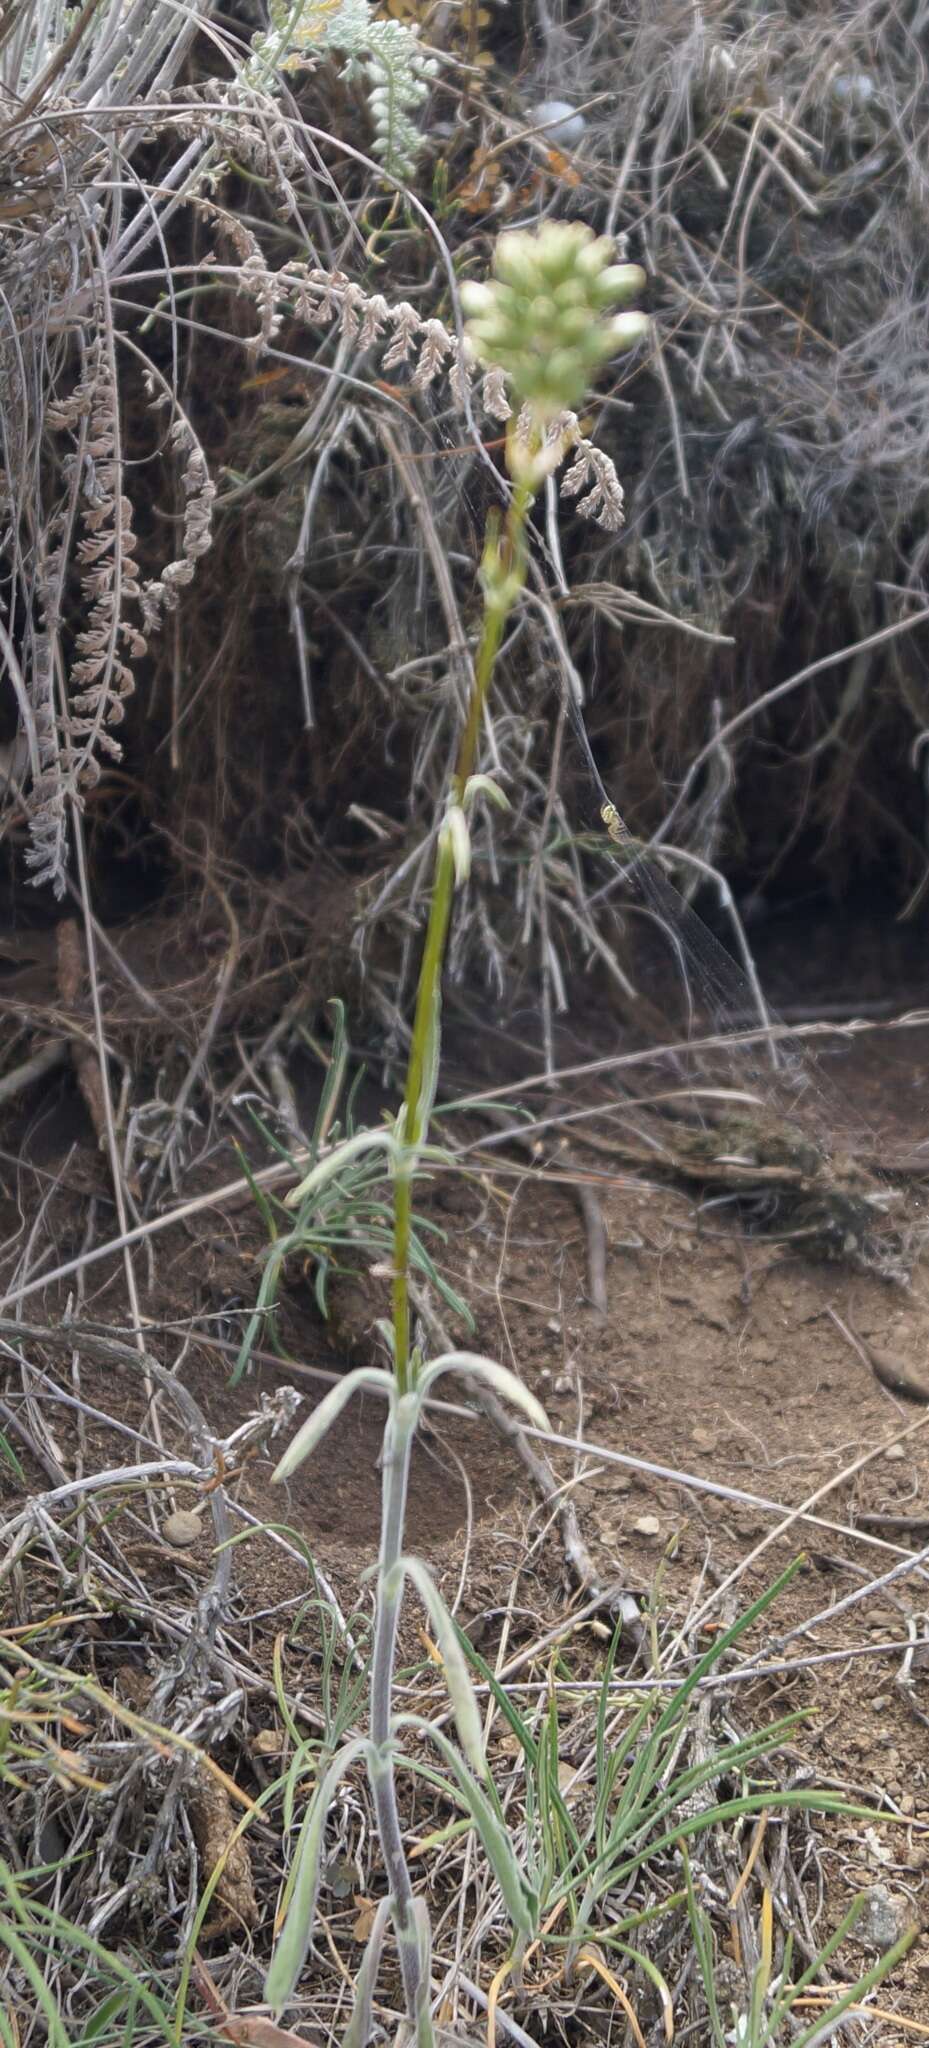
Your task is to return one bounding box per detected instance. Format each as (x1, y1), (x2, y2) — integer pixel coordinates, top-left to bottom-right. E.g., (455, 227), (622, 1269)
(249, 0), (437, 179)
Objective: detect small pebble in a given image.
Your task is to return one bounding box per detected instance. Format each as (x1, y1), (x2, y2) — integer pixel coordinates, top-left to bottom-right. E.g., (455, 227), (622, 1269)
(162, 1508), (203, 1548)
(885, 1443), (906, 1462)
(530, 99), (587, 150)
(691, 1426), (717, 1450)
(251, 1727), (284, 1757)
(634, 1513), (661, 1538)
(870, 1693), (891, 1711)
(832, 71), (877, 107)
(855, 1885), (911, 1951)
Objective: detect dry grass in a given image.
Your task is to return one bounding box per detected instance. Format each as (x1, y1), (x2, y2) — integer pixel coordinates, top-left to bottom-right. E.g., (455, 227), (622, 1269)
(1, 1300), (924, 2043)
(5, 0), (928, 1049)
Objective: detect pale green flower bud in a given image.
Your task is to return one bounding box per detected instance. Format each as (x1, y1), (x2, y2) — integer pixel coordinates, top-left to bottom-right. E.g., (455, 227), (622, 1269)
(459, 281), (495, 316)
(493, 236), (544, 290)
(610, 311), (651, 345)
(601, 262), (647, 300)
(463, 223), (647, 421)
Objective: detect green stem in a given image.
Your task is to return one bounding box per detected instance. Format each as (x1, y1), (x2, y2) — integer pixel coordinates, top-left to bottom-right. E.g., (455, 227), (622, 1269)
(392, 475), (534, 1391)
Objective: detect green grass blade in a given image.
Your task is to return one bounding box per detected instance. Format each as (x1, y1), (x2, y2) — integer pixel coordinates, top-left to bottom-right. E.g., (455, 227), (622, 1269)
(0, 1432), (25, 1482)
(73, 1990), (130, 2042)
(790, 1923), (916, 2048)
(244, 1105), (300, 1167)
(651, 1560), (804, 1743)
(0, 1869), (175, 2042)
(0, 1913), (72, 2047)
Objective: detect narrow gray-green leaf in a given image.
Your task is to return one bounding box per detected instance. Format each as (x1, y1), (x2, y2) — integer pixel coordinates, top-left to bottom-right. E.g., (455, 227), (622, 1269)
(399, 1715), (537, 1940)
(273, 1370), (394, 1481)
(411, 1896), (436, 2048)
(419, 1352), (549, 1431)
(265, 1737), (369, 2013)
(341, 1896), (392, 2048)
(283, 1128), (395, 1210)
(401, 1556), (484, 1773)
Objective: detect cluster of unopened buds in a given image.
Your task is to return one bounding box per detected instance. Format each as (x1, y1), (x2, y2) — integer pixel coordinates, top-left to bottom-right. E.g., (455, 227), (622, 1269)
(461, 222), (648, 425)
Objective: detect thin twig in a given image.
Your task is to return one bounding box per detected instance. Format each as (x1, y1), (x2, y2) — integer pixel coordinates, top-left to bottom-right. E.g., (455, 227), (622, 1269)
(0, 1039), (68, 1107)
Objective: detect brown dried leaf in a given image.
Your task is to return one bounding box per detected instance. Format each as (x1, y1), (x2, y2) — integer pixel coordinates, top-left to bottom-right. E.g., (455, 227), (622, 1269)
(351, 1893), (378, 1944)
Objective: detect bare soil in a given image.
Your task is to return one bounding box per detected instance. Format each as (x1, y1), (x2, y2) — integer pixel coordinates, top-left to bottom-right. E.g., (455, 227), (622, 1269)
(3, 949), (929, 2030)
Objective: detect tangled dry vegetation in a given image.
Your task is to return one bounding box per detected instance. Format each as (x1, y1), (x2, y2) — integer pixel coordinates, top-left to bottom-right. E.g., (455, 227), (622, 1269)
(3, 0), (929, 1039)
(3, 1), (929, 2043)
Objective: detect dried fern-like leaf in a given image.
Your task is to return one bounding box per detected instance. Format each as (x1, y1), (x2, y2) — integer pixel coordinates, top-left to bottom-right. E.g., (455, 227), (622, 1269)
(220, 253), (631, 526)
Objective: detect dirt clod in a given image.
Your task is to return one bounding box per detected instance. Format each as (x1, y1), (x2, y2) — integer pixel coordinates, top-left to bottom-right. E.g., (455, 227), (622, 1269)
(186, 1762), (258, 1936)
(162, 1508), (204, 1547)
